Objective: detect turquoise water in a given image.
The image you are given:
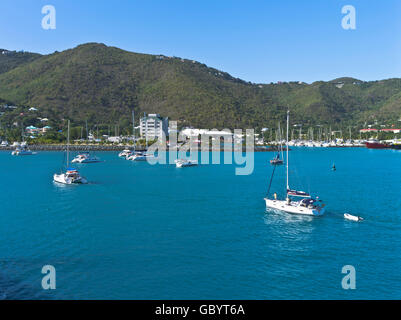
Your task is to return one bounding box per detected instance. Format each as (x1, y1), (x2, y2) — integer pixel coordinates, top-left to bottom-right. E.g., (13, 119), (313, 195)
(0, 148), (400, 299)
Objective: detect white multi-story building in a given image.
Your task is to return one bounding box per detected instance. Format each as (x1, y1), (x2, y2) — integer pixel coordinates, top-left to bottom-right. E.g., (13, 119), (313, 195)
(140, 113), (169, 140)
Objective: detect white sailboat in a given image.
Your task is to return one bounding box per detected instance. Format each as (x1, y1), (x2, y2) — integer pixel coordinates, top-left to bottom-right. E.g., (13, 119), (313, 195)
(119, 149), (132, 158)
(53, 120), (88, 185)
(71, 152), (100, 163)
(119, 110), (136, 159)
(11, 145), (34, 156)
(127, 151), (154, 161)
(270, 122), (284, 165)
(11, 127), (35, 155)
(72, 120), (101, 163)
(264, 111), (325, 216)
(128, 112), (154, 161)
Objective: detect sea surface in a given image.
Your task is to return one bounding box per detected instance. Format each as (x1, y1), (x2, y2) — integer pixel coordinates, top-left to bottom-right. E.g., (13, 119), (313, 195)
(0, 148), (400, 299)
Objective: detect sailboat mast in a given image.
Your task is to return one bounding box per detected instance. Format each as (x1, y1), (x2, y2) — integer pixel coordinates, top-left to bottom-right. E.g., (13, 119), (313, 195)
(278, 122), (283, 159)
(132, 110), (136, 151)
(67, 120), (70, 165)
(132, 110), (135, 139)
(286, 110), (289, 192)
(145, 112), (148, 150)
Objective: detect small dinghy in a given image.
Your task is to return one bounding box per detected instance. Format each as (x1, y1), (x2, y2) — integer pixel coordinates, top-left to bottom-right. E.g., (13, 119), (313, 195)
(344, 213), (363, 222)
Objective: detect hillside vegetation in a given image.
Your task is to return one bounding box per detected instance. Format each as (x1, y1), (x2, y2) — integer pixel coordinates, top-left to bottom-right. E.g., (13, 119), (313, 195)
(1, 43), (401, 130)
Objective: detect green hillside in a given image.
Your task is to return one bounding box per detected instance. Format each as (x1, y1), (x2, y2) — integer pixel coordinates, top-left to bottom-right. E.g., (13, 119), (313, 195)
(0, 49), (41, 75)
(0, 43), (401, 131)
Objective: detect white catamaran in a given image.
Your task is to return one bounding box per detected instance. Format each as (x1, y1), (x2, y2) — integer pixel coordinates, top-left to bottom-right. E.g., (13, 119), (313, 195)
(264, 111), (325, 216)
(71, 152), (100, 163)
(53, 120), (88, 185)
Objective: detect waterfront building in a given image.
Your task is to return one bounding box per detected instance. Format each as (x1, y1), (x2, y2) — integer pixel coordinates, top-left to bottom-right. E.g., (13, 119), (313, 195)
(140, 113), (168, 140)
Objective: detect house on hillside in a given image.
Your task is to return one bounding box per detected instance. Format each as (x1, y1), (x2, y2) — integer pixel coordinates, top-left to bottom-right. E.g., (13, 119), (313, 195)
(26, 126), (39, 134)
(380, 128), (401, 134)
(41, 126), (52, 133)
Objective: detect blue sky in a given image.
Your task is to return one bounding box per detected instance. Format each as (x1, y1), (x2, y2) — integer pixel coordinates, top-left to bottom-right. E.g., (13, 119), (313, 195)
(1, 0), (400, 83)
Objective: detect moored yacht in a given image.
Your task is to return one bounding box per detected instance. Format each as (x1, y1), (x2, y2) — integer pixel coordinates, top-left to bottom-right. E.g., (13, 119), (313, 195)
(270, 122), (284, 165)
(365, 139), (390, 149)
(175, 159), (198, 167)
(54, 168), (87, 184)
(11, 144), (35, 156)
(270, 154), (283, 165)
(118, 149), (132, 158)
(127, 151), (154, 161)
(53, 120), (88, 185)
(71, 152), (100, 163)
(264, 111), (326, 216)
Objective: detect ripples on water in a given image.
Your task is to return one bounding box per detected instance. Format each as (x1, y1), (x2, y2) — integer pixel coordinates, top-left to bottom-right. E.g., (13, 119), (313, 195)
(0, 149), (401, 299)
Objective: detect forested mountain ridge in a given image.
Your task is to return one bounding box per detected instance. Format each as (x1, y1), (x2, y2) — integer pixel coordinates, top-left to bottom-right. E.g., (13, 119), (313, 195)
(0, 43), (400, 130)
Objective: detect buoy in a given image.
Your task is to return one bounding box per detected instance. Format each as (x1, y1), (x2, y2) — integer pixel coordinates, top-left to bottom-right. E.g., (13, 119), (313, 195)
(344, 213), (363, 222)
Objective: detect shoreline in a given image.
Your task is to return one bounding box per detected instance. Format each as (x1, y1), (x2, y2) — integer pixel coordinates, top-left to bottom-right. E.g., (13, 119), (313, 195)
(0, 144), (364, 152)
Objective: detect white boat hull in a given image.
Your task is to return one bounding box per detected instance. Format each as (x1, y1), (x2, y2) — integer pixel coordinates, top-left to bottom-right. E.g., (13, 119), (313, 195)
(53, 173), (87, 185)
(72, 157), (100, 163)
(344, 213), (363, 222)
(175, 160), (198, 168)
(128, 154), (154, 161)
(118, 150), (131, 158)
(130, 155), (147, 161)
(12, 150), (34, 156)
(265, 198), (325, 216)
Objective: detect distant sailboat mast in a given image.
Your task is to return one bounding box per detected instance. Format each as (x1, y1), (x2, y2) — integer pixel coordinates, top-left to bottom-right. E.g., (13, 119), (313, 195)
(286, 110), (289, 192)
(132, 109), (136, 151)
(278, 122), (283, 160)
(145, 112), (148, 150)
(85, 120), (88, 140)
(66, 120), (70, 165)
